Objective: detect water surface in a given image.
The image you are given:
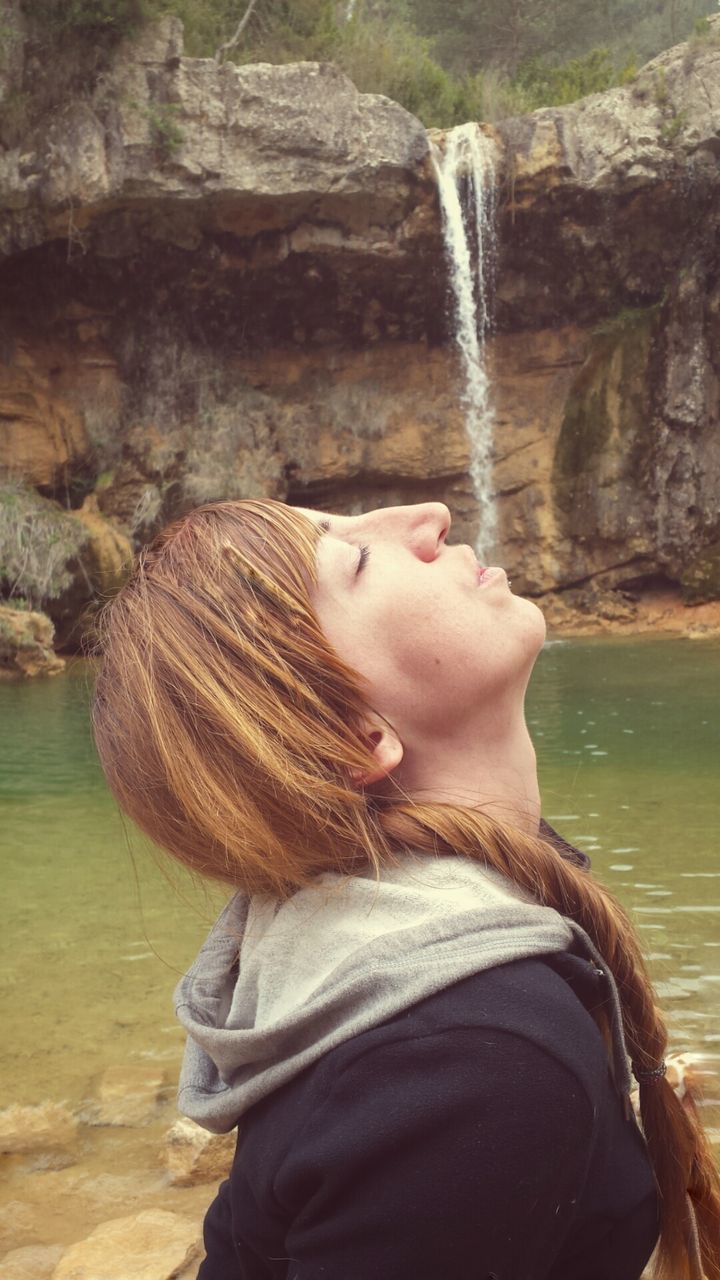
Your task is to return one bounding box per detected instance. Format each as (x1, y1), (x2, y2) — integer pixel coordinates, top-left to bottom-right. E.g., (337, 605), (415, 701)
(1, 639), (718, 1118)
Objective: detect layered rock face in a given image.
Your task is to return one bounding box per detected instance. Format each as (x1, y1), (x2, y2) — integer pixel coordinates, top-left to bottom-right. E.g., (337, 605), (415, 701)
(1, 11), (719, 644)
(493, 31), (720, 615)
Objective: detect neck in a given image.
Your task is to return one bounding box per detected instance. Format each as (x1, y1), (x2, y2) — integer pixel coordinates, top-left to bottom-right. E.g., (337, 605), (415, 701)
(388, 709), (541, 837)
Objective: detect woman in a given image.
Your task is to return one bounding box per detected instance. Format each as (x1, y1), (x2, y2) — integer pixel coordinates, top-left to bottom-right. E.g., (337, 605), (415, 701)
(92, 498), (720, 1280)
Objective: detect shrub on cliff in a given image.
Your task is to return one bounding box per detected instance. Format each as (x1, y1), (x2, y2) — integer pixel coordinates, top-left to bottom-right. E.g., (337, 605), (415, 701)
(0, 480), (90, 613)
(27, 0), (148, 37)
(513, 48), (638, 110)
(331, 14), (483, 128)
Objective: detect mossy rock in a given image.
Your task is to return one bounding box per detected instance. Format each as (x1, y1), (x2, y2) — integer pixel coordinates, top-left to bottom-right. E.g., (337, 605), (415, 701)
(679, 543), (720, 604)
(553, 305), (661, 515)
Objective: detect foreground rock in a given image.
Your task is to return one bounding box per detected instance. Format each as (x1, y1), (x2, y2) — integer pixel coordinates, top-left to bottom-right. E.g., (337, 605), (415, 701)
(0, 607), (65, 679)
(0, 1103), (77, 1153)
(0, 1201), (39, 1255)
(164, 1117), (235, 1187)
(1, 1244), (64, 1280)
(51, 1209), (202, 1280)
(89, 1065), (167, 1127)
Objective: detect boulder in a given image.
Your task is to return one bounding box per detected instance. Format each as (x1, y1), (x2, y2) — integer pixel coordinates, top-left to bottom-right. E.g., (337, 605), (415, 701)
(51, 1209), (201, 1280)
(0, 605), (65, 678)
(0, 1103), (77, 1153)
(164, 1117), (236, 1187)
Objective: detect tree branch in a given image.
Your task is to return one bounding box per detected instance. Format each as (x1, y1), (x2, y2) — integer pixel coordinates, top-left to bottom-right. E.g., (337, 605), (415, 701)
(214, 0), (262, 65)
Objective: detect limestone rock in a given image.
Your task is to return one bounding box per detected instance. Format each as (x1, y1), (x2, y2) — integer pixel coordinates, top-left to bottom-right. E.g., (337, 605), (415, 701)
(493, 19), (720, 330)
(0, 19), (429, 257)
(0, 1244), (65, 1280)
(0, 366), (90, 490)
(90, 1065), (168, 1127)
(0, 608), (65, 679)
(164, 1117), (236, 1187)
(267, 345), (470, 486)
(497, 21), (720, 204)
(51, 1209), (202, 1280)
(70, 495), (133, 597)
(0, 1102), (77, 1153)
(0, 1201), (39, 1255)
(32, 496), (132, 651)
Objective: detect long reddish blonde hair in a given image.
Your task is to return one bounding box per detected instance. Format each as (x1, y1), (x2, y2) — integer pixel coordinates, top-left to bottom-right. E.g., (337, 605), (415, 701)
(92, 498), (720, 1280)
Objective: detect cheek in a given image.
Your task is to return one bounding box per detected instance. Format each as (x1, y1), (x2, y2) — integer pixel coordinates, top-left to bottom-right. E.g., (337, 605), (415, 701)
(322, 585), (436, 692)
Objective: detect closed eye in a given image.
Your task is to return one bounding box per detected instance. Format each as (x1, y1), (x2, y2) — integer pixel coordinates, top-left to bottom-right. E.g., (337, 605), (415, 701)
(357, 544), (370, 574)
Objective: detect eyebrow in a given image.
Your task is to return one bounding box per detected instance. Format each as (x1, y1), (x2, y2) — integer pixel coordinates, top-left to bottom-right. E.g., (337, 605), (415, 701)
(318, 519), (331, 534)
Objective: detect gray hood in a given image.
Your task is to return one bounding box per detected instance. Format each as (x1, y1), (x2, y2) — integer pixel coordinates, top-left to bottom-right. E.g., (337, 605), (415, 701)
(175, 835), (632, 1133)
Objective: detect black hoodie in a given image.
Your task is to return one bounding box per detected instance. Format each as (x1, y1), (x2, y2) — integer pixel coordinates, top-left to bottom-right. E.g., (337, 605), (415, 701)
(181, 824), (660, 1280)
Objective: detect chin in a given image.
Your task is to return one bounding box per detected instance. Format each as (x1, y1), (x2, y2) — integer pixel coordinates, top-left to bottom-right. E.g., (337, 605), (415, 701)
(516, 594), (547, 655)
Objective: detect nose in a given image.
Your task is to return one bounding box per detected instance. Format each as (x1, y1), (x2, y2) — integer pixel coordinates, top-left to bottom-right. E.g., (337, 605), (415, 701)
(358, 502), (451, 561)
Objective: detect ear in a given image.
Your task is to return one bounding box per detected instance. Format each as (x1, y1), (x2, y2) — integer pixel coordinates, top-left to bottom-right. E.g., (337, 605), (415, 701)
(350, 721), (404, 786)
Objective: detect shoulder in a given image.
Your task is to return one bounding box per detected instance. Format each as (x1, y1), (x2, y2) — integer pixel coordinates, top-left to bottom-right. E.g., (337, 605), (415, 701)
(247, 957), (607, 1275)
(315, 952), (611, 1102)
(241, 954), (611, 1163)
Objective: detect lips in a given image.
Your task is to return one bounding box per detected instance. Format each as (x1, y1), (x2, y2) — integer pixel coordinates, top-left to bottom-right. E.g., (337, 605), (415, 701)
(476, 565), (505, 587)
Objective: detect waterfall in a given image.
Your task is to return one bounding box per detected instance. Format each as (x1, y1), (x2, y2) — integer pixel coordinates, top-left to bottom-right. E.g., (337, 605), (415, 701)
(432, 124), (498, 559)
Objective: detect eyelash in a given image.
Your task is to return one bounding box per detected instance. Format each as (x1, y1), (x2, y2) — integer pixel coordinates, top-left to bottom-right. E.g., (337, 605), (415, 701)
(357, 544), (370, 574)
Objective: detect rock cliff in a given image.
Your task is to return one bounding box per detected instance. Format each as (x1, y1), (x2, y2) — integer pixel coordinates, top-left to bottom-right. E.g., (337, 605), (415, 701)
(1, 9), (719, 646)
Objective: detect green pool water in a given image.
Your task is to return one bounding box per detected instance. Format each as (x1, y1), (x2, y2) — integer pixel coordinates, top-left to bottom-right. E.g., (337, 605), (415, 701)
(1, 640), (719, 1116)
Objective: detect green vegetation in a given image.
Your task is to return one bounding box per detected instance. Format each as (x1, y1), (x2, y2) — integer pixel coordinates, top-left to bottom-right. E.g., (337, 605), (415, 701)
(512, 48), (637, 112)
(0, 480), (90, 612)
(653, 66), (671, 107)
(145, 103), (186, 159)
(324, 15), (484, 129)
(592, 299), (666, 341)
(28, 0), (148, 36)
(553, 303), (661, 512)
(660, 107), (689, 141)
(407, 0), (715, 73)
(687, 12), (720, 42)
(15, 0), (719, 126)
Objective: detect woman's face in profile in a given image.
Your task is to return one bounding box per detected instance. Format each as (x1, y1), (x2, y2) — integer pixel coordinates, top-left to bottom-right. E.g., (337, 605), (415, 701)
(297, 502), (546, 737)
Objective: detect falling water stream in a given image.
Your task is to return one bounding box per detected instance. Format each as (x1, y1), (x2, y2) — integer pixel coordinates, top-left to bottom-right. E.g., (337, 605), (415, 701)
(432, 123), (498, 559)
